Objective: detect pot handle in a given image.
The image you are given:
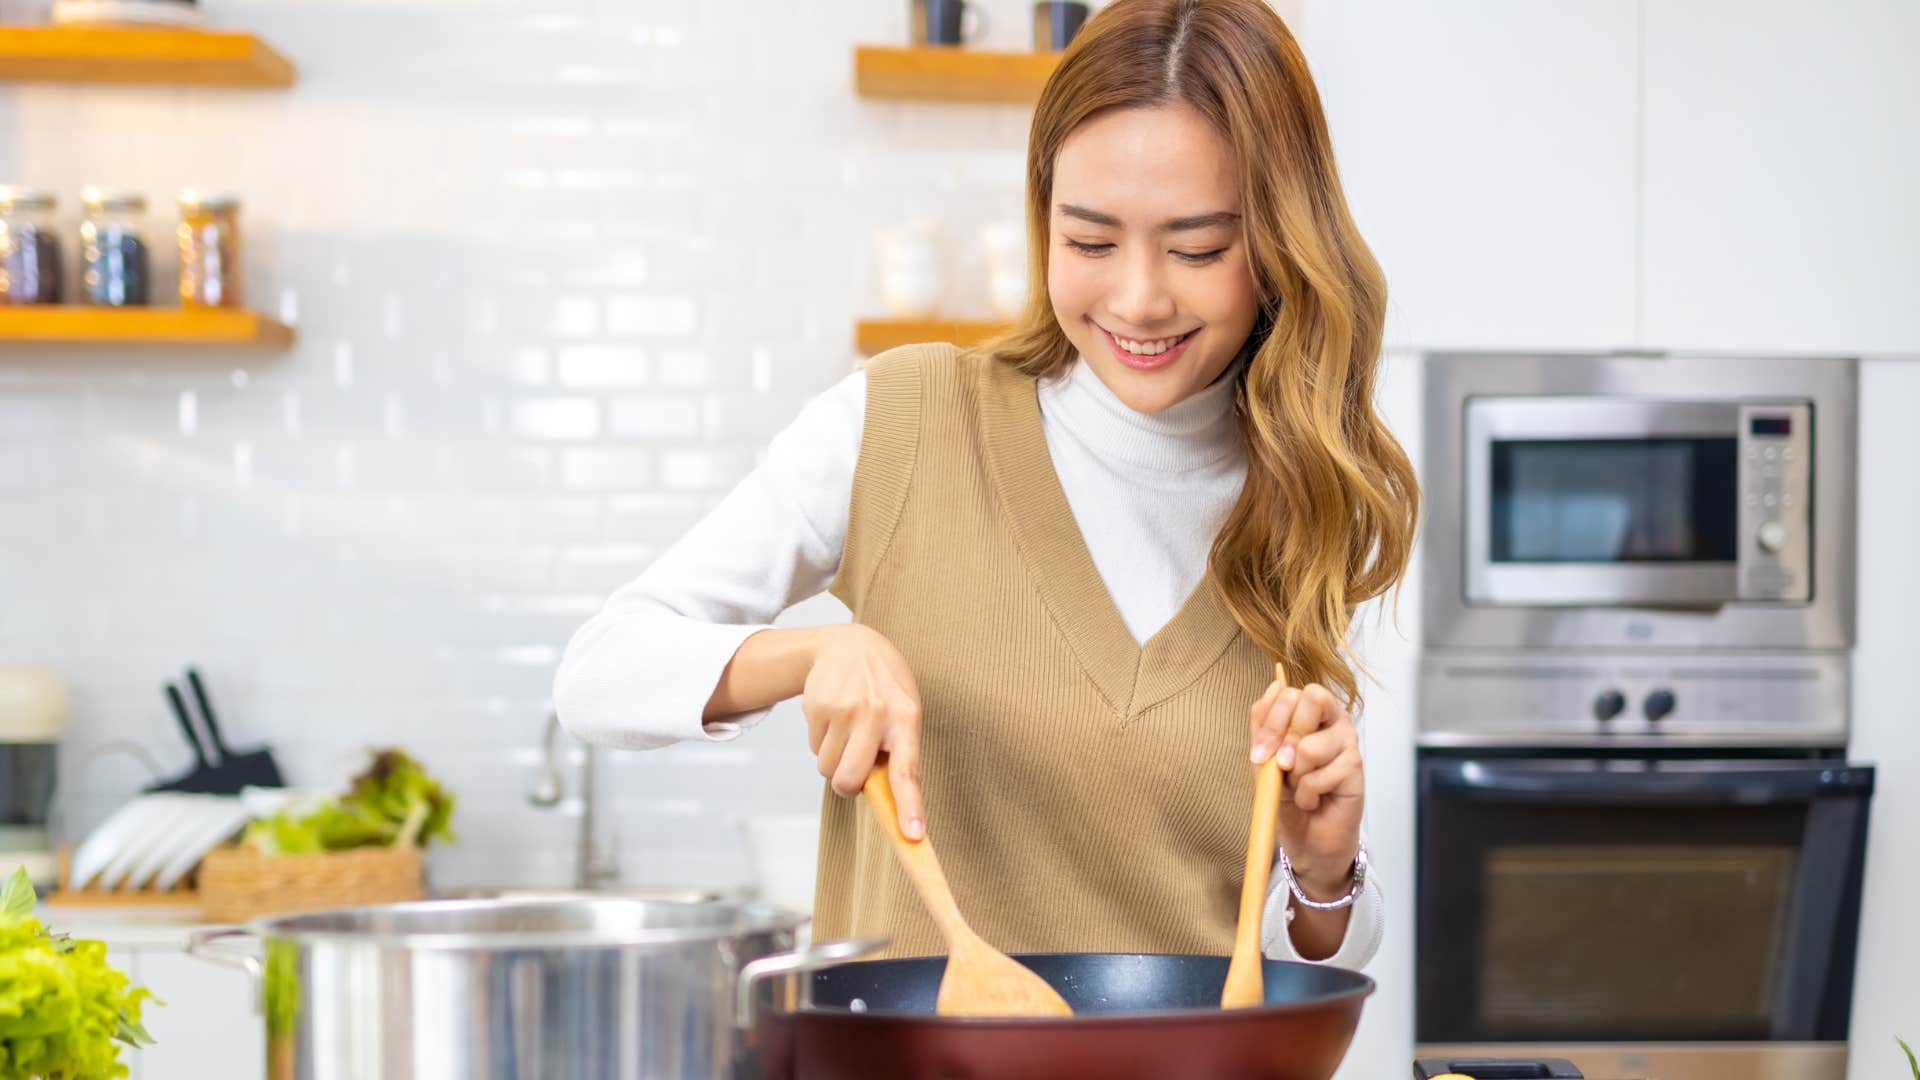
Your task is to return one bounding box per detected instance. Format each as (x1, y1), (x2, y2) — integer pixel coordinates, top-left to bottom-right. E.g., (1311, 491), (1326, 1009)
(185, 927), (264, 1010)
(735, 936), (889, 1030)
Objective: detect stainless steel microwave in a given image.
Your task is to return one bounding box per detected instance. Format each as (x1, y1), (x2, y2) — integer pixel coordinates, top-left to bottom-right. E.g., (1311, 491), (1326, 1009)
(1424, 354), (1857, 653)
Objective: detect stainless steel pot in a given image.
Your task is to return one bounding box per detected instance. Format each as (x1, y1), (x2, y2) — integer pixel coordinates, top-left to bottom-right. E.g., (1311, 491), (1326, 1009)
(187, 895), (808, 1080)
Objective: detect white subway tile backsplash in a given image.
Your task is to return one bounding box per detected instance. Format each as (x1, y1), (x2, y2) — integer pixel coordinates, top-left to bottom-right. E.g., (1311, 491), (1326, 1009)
(651, 346), (729, 389)
(546, 296), (601, 337)
(511, 496), (603, 544)
(559, 447), (654, 491)
(0, 446), (33, 488)
(0, 394), (84, 439)
(606, 396), (701, 441)
(508, 397), (602, 441)
(555, 345), (650, 388)
(2, 0), (1061, 893)
(0, 498), (54, 543)
(605, 295), (699, 337)
(440, 446), (554, 490)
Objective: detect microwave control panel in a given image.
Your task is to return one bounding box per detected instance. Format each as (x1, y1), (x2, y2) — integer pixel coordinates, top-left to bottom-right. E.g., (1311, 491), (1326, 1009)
(1738, 403), (1812, 602)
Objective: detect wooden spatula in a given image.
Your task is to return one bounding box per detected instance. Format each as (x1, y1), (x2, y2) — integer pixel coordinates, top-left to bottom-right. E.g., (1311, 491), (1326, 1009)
(864, 762), (1074, 1017)
(1221, 660), (1289, 1008)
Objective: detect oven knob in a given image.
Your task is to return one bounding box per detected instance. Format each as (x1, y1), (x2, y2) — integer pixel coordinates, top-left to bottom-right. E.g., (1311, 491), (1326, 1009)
(1644, 689), (1677, 723)
(1592, 689), (1626, 722)
(1757, 520), (1788, 553)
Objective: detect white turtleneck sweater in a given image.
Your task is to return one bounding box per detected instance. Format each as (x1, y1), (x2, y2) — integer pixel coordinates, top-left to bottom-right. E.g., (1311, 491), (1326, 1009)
(554, 356), (1384, 970)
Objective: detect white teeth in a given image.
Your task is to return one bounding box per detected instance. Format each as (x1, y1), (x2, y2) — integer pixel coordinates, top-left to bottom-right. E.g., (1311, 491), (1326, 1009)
(1110, 330), (1189, 356)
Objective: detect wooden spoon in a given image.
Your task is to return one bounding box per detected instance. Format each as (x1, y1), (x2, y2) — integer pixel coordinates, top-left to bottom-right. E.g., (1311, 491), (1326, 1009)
(864, 761), (1074, 1017)
(1221, 661), (1289, 1009)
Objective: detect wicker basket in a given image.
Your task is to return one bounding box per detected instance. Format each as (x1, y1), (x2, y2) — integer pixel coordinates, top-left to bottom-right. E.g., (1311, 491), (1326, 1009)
(198, 843), (424, 923)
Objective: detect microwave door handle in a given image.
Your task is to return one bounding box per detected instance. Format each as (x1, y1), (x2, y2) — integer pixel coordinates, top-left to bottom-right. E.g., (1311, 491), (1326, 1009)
(1428, 761), (1875, 805)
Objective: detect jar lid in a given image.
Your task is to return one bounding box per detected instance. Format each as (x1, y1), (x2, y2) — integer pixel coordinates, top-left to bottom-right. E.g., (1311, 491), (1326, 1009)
(0, 186), (56, 211)
(178, 189), (239, 212)
(81, 187), (147, 212)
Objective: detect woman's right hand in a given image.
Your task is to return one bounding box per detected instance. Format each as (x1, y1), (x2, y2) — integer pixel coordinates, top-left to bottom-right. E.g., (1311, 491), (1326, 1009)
(802, 623), (926, 839)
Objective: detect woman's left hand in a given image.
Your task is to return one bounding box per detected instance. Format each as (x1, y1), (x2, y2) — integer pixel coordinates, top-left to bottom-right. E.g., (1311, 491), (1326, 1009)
(1248, 680), (1364, 897)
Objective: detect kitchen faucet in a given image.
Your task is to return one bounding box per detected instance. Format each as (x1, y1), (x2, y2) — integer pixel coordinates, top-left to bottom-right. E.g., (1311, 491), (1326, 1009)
(528, 710), (619, 890)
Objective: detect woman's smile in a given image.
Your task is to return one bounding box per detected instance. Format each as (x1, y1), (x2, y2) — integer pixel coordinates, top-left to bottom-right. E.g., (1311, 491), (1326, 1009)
(1096, 323), (1203, 371)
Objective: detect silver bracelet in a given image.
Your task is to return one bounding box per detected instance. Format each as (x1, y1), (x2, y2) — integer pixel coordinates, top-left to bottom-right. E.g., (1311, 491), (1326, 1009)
(1278, 844), (1368, 911)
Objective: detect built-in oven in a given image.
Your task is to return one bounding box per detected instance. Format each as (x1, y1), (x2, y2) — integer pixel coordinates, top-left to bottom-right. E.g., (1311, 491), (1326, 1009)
(1417, 748), (1873, 1080)
(1417, 354), (1870, 1080)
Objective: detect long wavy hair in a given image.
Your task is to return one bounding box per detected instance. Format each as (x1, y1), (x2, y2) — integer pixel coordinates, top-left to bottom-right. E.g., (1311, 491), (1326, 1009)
(977, 0), (1420, 711)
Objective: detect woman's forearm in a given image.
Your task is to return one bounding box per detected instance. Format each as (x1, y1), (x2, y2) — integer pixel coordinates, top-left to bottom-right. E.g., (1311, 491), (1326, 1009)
(702, 625), (830, 722)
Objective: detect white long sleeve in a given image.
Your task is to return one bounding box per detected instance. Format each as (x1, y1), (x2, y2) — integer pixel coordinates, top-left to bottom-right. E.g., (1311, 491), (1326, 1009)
(552, 368), (867, 749)
(552, 356), (1382, 969)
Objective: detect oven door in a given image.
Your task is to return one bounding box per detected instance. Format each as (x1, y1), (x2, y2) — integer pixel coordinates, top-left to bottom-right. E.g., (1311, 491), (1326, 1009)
(1416, 754), (1873, 1045)
(1464, 398), (1811, 608)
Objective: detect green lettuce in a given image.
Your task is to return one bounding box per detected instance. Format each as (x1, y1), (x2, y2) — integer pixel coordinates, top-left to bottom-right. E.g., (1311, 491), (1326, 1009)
(0, 867), (155, 1080)
(244, 748), (455, 855)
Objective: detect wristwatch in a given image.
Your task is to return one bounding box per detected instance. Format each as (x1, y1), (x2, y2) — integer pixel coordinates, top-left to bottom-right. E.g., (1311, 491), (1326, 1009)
(1278, 844), (1368, 911)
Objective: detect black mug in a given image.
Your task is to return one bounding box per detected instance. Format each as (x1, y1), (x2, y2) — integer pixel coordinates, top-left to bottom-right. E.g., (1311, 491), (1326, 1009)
(1033, 1), (1090, 52)
(913, 0), (989, 46)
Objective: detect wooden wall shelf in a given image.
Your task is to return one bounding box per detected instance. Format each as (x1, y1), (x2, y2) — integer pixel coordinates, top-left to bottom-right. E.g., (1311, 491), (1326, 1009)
(854, 45), (1058, 104)
(0, 26), (295, 88)
(857, 318), (1010, 355)
(0, 306), (296, 348)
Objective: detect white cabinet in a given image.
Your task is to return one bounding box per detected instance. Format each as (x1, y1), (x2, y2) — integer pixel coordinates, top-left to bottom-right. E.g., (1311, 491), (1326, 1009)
(1305, 1), (1640, 352)
(132, 946), (265, 1080)
(1641, 0), (1920, 357)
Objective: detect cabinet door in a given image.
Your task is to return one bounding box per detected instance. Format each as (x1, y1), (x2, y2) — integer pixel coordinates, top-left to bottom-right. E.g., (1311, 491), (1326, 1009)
(1304, 0), (1639, 351)
(135, 947), (265, 1080)
(1642, 0), (1920, 356)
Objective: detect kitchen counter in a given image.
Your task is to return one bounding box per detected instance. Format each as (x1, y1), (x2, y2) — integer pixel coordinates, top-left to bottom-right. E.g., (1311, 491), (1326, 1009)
(38, 901), (213, 948)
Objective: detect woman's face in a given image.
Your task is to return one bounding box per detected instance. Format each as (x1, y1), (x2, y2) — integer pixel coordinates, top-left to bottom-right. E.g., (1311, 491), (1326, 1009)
(1048, 103), (1260, 415)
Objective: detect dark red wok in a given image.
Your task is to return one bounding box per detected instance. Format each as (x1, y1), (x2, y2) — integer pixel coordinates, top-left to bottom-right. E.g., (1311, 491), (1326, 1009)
(748, 952), (1373, 1080)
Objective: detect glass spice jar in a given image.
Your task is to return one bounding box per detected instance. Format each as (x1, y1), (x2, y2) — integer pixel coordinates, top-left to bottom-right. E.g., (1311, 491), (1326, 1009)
(177, 189), (242, 309)
(79, 187), (150, 307)
(0, 186), (64, 305)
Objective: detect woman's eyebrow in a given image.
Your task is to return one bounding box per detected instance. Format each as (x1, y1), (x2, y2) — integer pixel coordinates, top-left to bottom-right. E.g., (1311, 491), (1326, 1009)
(1055, 204), (1241, 233)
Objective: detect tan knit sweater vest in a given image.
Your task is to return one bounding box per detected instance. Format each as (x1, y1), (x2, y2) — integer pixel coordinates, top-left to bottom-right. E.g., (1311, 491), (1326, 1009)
(816, 342), (1275, 959)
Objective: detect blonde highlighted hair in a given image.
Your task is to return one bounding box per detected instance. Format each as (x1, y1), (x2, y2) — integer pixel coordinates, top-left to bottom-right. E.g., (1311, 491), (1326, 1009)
(978, 0), (1420, 711)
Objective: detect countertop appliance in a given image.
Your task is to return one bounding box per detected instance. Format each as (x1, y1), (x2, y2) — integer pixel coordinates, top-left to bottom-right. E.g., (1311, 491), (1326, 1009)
(1, 664), (67, 888)
(1415, 353), (1872, 1080)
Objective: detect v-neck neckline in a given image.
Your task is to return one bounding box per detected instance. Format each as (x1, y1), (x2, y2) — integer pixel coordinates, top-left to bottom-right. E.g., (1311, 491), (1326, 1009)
(976, 356), (1246, 718)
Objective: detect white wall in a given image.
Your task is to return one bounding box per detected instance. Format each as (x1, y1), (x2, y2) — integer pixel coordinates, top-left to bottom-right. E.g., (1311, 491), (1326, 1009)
(1845, 359), (1920, 1079)
(0, 0), (1043, 891)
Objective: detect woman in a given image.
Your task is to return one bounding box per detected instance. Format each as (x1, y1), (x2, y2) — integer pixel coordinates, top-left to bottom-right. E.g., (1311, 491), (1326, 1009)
(556, 0), (1417, 969)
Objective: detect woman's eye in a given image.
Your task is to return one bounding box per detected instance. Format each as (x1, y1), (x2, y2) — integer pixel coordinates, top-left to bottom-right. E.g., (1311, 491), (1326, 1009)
(1063, 239), (1227, 265)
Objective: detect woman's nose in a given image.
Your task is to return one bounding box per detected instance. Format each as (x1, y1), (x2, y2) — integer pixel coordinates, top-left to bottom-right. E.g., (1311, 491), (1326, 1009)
(1107, 256), (1177, 329)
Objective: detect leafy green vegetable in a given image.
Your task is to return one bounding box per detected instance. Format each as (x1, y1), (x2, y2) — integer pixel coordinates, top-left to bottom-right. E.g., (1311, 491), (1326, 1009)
(0, 866), (155, 1080)
(243, 748), (455, 855)
(1900, 1036), (1918, 1080)
(263, 941), (301, 1039)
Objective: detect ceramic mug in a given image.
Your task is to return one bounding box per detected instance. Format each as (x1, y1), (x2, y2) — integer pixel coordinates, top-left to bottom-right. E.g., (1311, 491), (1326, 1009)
(981, 220), (1029, 319)
(1033, 1), (1091, 51)
(912, 0), (989, 46)
(876, 220), (943, 318)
